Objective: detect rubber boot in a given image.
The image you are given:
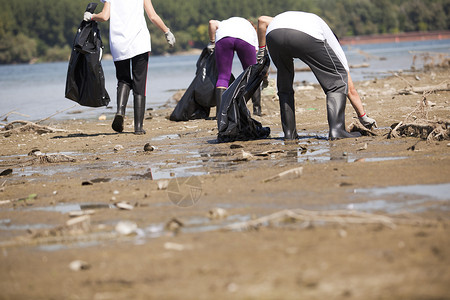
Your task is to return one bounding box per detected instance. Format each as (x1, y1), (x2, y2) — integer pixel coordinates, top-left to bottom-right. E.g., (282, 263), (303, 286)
(215, 87), (225, 120)
(279, 92), (298, 140)
(133, 93), (146, 135)
(252, 85), (262, 116)
(112, 83), (130, 133)
(326, 92), (361, 140)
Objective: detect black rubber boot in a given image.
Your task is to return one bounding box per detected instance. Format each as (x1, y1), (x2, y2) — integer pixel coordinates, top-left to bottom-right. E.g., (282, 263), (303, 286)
(112, 83), (130, 133)
(252, 85), (262, 116)
(279, 93), (298, 140)
(326, 92), (361, 140)
(133, 93), (146, 135)
(215, 87), (225, 120)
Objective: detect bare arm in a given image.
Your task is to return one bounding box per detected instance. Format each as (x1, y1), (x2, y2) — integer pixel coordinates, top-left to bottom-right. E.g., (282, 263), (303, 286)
(257, 16), (273, 47)
(346, 72), (365, 117)
(144, 0), (169, 33)
(208, 20), (219, 42)
(92, 2), (110, 22)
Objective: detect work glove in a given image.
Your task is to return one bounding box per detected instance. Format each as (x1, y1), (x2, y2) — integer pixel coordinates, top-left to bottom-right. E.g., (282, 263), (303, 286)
(165, 30), (176, 48)
(358, 113), (378, 129)
(207, 41), (215, 54)
(257, 46), (267, 63)
(83, 12), (93, 22)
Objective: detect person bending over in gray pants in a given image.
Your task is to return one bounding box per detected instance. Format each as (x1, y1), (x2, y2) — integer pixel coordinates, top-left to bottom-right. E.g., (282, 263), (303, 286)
(257, 11), (377, 140)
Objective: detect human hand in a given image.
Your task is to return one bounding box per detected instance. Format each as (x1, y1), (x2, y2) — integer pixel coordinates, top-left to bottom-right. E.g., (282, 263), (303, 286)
(358, 113), (378, 129)
(165, 30), (176, 47)
(83, 12), (93, 22)
(257, 46), (266, 63)
(207, 41), (215, 54)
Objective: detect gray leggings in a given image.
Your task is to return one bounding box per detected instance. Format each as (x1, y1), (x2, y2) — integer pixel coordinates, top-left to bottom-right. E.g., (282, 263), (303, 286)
(267, 28), (348, 99)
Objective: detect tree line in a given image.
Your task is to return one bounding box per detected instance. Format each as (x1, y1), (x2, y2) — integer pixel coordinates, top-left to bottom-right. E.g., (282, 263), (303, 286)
(0, 0), (449, 64)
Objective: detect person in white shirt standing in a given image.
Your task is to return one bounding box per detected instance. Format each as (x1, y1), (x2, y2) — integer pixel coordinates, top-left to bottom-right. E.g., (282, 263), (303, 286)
(84, 0), (175, 135)
(207, 17), (261, 117)
(257, 11), (377, 140)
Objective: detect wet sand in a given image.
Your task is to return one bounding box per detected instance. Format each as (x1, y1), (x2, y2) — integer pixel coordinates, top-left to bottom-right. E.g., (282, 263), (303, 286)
(0, 68), (449, 299)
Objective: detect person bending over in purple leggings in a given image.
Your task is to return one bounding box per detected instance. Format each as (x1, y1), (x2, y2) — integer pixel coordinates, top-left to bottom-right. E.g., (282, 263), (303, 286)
(208, 17), (262, 117)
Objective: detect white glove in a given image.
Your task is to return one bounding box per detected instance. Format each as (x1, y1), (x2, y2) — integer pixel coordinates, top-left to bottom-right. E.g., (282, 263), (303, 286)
(165, 30), (176, 48)
(358, 113), (378, 129)
(207, 41), (215, 54)
(83, 12), (93, 22)
(257, 46), (266, 63)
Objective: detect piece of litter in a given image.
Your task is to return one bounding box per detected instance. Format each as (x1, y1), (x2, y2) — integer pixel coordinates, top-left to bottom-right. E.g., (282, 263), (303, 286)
(115, 202), (134, 210)
(208, 207), (228, 220)
(69, 210), (95, 217)
(263, 167), (303, 182)
(69, 260), (90, 271)
(157, 180), (169, 190)
(164, 242), (192, 251)
(115, 220), (137, 235)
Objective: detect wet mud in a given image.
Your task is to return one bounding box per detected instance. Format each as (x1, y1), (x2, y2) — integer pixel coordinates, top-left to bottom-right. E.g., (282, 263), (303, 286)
(0, 69), (449, 299)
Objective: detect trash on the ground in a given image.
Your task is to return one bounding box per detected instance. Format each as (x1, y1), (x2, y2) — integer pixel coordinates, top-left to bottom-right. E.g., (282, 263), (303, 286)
(357, 143), (368, 151)
(115, 202), (134, 210)
(157, 180), (169, 190)
(164, 242), (192, 251)
(66, 215), (91, 234)
(114, 145), (124, 152)
(144, 143), (155, 152)
(69, 260), (91, 271)
(69, 210), (95, 217)
(30, 152), (76, 163)
(98, 114), (106, 120)
(90, 178), (111, 183)
(0, 169), (13, 176)
(115, 220), (137, 235)
(208, 207), (228, 220)
(263, 167), (303, 182)
(165, 218), (183, 232)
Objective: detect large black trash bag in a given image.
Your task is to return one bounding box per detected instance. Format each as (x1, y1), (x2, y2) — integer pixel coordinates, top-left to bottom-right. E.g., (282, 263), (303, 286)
(217, 55), (271, 143)
(169, 48), (218, 121)
(65, 3), (110, 108)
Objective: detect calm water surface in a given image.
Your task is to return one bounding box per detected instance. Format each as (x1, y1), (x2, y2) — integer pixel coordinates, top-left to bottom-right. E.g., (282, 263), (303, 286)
(0, 39), (449, 121)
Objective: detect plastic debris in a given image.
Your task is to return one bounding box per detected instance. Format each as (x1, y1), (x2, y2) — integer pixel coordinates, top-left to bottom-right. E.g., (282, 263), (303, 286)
(115, 220), (137, 235)
(69, 260), (91, 271)
(263, 167), (303, 182)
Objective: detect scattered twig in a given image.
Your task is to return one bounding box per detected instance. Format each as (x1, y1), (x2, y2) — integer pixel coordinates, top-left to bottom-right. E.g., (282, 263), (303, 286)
(36, 105), (77, 124)
(397, 82), (450, 95)
(224, 208), (397, 231)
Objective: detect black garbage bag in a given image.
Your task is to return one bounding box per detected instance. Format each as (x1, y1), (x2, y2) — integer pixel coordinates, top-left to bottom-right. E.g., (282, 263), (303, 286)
(217, 55), (271, 143)
(169, 48), (218, 121)
(65, 3), (110, 108)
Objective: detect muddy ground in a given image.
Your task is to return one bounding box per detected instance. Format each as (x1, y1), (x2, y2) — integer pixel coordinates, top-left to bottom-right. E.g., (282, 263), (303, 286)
(0, 67), (449, 300)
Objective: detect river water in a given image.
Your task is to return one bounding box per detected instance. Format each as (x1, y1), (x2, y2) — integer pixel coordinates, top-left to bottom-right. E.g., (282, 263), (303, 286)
(0, 39), (449, 122)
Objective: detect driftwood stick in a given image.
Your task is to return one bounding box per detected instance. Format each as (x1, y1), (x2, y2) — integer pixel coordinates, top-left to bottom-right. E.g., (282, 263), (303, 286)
(398, 82), (450, 95)
(224, 208), (398, 231)
(36, 104), (77, 124)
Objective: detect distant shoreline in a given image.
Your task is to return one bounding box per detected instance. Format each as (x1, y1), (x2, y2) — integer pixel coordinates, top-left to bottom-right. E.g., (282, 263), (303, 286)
(340, 30), (450, 45)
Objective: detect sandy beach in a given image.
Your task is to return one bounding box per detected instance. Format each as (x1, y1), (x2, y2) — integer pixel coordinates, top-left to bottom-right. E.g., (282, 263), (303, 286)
(0, 65), (449, 299)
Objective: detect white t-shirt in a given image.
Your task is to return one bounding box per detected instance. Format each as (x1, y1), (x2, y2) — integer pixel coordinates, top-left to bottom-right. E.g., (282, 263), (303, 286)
(267, 11), (349, 71)
(102, 0), (151, 61)
(215, 17), (258, 50)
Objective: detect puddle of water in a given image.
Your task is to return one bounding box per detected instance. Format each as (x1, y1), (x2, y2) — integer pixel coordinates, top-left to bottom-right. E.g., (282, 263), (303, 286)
(0, 220), (54, 231)
(151, 134), (181, 141)
(23, 203), (115, 214)
(349, 156), (408, 163)
(350, 183), (450, 213)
